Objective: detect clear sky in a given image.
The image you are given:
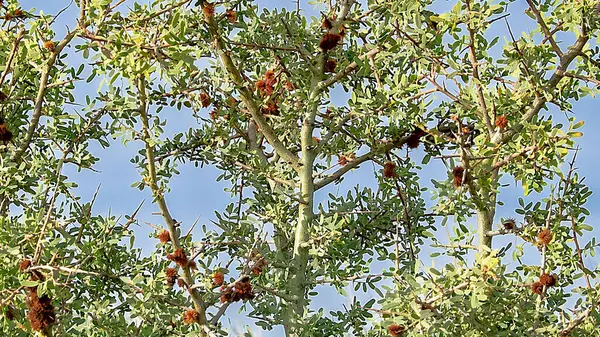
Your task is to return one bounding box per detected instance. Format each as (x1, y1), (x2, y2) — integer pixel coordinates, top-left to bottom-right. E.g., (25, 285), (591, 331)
(16, 0), (600, 336)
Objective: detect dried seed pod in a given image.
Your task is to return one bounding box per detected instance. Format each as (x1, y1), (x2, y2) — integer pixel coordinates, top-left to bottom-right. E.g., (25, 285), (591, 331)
(225, 9), (236, 23)
(167, 248), (188, 267)
(166, 268), (178, 288)
(183, 309), (199, 324)
(324, 59), (337, 73)
(495, 115), (508, 129)
(43, 40), (55, 52)
(537, 229), (553, 246)
(213, 271), (224, 286)
(388, 324), (408, 337)
(26, 288), (56, 331)
(406, 127), (425, 149)
(0, 121), (13, 142)
(530, 281), (544, 295)
(383, 161), (397, 179)
(19, 259), (32, 272)
(539, 273), (557, 287)
(319, 33), (342, 51)
(199, 92), (211, 108)
(201, 3), (215, 18)
(502, 218), (516, 230)
(158, 230), (171, 243)
(452, 166), (467, 187)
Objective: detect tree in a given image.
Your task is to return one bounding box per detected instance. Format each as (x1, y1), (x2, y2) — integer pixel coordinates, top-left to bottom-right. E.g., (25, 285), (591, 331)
(1, 0), (600, 336)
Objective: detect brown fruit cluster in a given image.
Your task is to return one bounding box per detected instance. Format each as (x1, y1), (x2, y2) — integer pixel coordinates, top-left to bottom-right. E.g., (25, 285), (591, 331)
(406, 127), (426, 149)
(495, 115), (508, 129)
(337, 153), (355, 166)
(167, 248), (188, 267)
(199, 92), (211, 108)
(502, 218), (516, 230)
(158, 230), (171, 243)
(539, 273), (558, 287)
(183, 309), (199, 324)
(420, 302), (434, 311)
(252, 258), (267, 276)
(225, 9), (236, 23)
(220, 277), (254, 303)
(255, 70), (277, 97)
(0, 118), (13, 142)
(537, 229), (553, 246)
(26, 288), (56, 332)
(201, 2), (215, 18)
(43, 40), (55, 52)
(261, 100), (279, 116)
(166, 268), (178, 288)
(5, 8), (25, 20)
(321, 18), (333, 30)
(284, 81), (295, 91)
(187, 260), (197, 271)
(388, 324), (408, 337)
(324, 59), (337, 73)
(383, 161), (397, 179)
(452, 166), (468, 187)
(531, 273), (558, 295)
(530, 281), (544, 295)
(213, 271), (224, 286)
(338, 155), (349, 166)
(319, 33), (342, 51)
(19, 259), (32, 272)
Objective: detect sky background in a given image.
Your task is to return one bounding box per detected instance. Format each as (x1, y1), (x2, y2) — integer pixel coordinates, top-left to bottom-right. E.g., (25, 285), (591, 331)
(15, 0), (600, 336)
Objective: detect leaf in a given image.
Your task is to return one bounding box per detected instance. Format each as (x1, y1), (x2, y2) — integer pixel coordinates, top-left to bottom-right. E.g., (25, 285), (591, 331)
(20, 280), (39, 287)
(572, 120), (585, 129)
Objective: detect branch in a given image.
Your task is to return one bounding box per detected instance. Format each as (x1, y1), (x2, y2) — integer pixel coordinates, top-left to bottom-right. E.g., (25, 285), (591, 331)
(570, 216), (592, 289)
(229, 41), (300, 53)
(465, 0), (494, 134)
(314, 136), (408, 190)
(525, 0), (562, 56)
(562, 71), (600, 86)
(424, 281), (470, 305)
(486, 227), (524, 237)
(316, 46), (382, 93)
(495, 35), (588, 144)
(0, 28), (24, 87)
(203, 7), (300, 169)
(11, 29), (79, 163)
(487, 145), (538, 173)
(136, 76), (208, 326)
(559, 305), (597, 336)
(314, 273), (384, 285)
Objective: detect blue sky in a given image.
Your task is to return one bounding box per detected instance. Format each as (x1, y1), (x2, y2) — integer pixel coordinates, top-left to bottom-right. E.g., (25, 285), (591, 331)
(17, 0), (600, 335)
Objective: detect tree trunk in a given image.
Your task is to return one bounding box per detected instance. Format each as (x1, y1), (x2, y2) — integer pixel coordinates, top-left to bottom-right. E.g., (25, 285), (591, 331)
(477, 208), (493, 251)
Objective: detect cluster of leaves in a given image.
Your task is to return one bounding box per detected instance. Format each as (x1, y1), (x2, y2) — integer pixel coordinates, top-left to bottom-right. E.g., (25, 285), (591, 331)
(1, 0), (600, 336)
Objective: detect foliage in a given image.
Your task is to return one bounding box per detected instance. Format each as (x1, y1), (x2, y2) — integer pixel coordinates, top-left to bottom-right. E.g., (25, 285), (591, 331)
(1, 0), (600, 336)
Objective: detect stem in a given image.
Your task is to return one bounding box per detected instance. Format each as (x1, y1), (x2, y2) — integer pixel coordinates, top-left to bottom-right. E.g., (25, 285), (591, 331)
(283, 84), (318, 337)
(477, 208), (493, 252)
(136, 76), (210, 333)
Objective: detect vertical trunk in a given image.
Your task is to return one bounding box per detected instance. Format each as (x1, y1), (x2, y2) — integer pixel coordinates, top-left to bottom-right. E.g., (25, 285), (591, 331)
(476, 171), (498, 252)
(284, 157), (313, 336)
(477, 208), (493, 251)
(283, 84), (319, 337)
